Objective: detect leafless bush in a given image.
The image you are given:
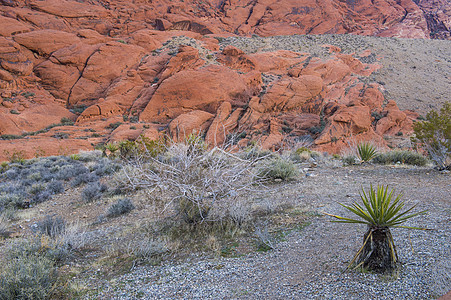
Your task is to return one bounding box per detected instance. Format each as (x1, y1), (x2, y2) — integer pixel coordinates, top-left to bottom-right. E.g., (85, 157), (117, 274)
(117, 137), (266, 224)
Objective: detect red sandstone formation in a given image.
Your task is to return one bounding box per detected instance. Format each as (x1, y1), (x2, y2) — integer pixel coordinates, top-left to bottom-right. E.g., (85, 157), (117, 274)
(0, 0), (442, 160)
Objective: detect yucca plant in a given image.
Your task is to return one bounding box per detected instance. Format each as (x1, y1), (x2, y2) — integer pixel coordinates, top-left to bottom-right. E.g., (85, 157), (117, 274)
(325, 185), (427, 273)
(357, 142), (378, 162)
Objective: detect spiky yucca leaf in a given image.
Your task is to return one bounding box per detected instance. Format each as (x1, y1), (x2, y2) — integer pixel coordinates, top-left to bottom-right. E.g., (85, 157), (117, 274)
(325, 185), (426, 228)
(357, 143), (378, 162)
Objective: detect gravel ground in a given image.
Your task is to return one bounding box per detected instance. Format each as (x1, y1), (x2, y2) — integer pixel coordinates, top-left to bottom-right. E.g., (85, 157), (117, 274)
(89, 165), (450, 299)
(219, 34), (451, 115)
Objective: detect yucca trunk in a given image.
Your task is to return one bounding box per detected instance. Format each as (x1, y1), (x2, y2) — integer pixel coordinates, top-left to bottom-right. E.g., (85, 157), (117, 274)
(356, 226), (398, 272)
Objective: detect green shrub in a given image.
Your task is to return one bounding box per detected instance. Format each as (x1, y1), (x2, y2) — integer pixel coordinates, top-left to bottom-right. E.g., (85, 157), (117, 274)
(373, 150), (429, 166)
(105, 142), (120, 156)
(357, 142), (378, 162)
(106, 198), (135, 218)
(0, 253), (58, 300)
(81, 182), (103, 203)
(60, 117), (74, 126)
(258, 158), (298, 181)
(1, 162), (9, 173)
(116, 136), (165, 159)
(412, 102), (450, 170)
(4, 150), (26, 163)
(325, 185), (426, 273)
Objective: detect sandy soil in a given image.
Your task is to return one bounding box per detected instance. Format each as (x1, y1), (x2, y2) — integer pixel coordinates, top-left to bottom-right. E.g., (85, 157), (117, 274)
(88, 163), (450, 299)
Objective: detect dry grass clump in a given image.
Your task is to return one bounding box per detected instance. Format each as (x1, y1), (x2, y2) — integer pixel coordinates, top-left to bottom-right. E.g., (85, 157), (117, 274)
(373, 150), (429, 166)
(36, 215), (66, 237)
(257, 157), (298, 181)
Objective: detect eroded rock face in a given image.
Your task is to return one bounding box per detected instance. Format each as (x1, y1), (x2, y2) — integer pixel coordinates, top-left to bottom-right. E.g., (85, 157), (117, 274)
(418, 0), (451, 39)
(140, 64), (251, 123)
(0, 0), (440, 160)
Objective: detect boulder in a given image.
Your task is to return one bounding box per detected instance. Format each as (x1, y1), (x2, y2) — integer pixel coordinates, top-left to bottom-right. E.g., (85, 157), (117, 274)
(260, 75), (324, 112)
(140, 65), (250, 122)
(159, 45), (205, 81)
(0, 16), (32, 37)
(315, 105), (372, 145)
(169, 110), (214, 140)
(376, 100), (414, 135)
(29, 0), (109, 18)
(68, 42), (146, 106)
(13, 30), (81, 56)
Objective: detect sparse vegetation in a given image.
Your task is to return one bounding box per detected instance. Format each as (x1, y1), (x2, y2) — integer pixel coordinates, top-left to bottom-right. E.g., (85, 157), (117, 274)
(412, 101), (450, 170)
(0, 119), (75, 141)
(254, 225), (274, 252)
(373, 150), (429, 166)
(107, 122), (122, 130)
(81, 182), (105, 203)
(325, 185), (426, 273)
(118, 134), (262, 224)
(36, 215), (66, 237)
(0, 130), (446, 297)
(258, 157), (298, 181)
(0, 215), (10, 238)
(0, 252), (58, 300)
(342, 154), (358, 166)
(106, 198), (135, 218)
(357, 142), (378, 162)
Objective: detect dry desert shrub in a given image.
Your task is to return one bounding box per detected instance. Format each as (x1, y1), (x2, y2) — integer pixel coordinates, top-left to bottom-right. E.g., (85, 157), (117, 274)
(0, 221), (88, 300)
(0, 253), (57, 300)
(36, 215), (66, 237)
(117, 135), (264, 224)
(372, 150), (429, 166)
(257, 156), (299, 181)
(106, 198), (135, 218)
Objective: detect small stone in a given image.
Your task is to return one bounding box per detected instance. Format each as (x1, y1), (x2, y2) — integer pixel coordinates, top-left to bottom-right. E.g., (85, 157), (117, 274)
(1, 101), (13, 108)
(1, 91), (12, 98)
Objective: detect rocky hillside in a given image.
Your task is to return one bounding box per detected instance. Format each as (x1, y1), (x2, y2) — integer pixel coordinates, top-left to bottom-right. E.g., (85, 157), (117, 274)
(0, 0), (450, 160)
